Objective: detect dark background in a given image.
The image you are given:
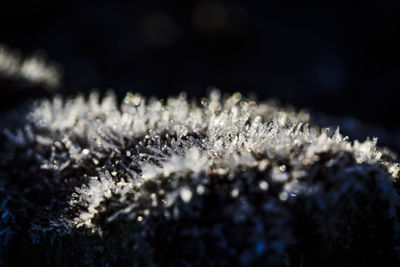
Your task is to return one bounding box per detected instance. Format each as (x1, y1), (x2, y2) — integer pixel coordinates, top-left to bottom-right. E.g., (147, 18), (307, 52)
(1, 0), (400, 129)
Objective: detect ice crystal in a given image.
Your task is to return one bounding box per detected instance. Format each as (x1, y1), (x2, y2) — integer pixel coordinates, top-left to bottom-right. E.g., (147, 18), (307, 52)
(1, 90), (400, 266)
(0, 43), (62, 89)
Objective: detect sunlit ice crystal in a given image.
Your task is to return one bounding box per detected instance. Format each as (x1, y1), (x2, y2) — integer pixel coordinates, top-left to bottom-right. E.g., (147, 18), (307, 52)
(0, 43), (62, 88)
(1, 89), (400, 266)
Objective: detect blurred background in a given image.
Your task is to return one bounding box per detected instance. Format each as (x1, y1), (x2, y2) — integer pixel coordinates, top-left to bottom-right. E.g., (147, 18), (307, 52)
(1, 0), (399, 138)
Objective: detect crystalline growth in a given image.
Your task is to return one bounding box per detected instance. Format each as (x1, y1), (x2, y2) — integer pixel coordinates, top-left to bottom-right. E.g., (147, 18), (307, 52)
(1, 90), (400, 266)
(0, 43), (62, 88)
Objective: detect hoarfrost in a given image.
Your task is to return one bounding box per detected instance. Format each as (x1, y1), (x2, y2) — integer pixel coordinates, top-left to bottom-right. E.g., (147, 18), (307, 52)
(1, 90), (400, 266)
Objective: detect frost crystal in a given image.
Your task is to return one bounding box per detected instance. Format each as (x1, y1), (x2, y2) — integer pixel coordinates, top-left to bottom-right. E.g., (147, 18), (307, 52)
(0, 43), (62, 88)
(1, 90), (400, 266)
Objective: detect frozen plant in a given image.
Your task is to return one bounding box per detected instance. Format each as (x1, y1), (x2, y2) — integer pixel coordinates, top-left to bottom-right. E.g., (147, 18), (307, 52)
(1, 90), (400, 266)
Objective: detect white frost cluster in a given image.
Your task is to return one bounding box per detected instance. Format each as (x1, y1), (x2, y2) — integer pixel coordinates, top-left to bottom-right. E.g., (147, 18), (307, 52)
(0, 43), (62, 88)
(4, 90), (397, 230)
(3, 90), (400, 266)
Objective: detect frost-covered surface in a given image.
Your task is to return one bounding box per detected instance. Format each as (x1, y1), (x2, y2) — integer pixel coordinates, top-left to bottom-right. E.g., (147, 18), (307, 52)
(1, 90), (400, 266)
(0, 43), (62, 88)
